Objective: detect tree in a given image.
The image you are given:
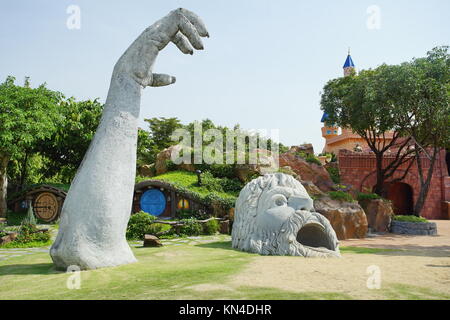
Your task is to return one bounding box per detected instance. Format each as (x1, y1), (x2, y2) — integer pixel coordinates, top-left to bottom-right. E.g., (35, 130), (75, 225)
(0, 76), (62, 217)
(400, 46), (450, 216)
(321, 62), (418, 195)
(37, 98), (103, 183)
(144, 117), (183, 151)
(321, 47), (450, 217)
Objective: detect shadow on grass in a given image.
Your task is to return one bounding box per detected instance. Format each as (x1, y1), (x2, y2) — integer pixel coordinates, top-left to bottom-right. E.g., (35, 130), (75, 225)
(195, 241), (240, 251)
(0, 263), (61, 276)
(425, 264), (450, 268)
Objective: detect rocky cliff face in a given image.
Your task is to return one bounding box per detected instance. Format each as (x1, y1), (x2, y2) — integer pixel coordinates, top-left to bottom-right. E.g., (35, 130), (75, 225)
(314, 197), (368, 240)
(359, 199), (394, 233)
(280, 152), (335, 192)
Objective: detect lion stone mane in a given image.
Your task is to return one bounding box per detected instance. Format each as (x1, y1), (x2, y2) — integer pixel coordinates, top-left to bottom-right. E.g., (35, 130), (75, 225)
(232, 173), (340, 258)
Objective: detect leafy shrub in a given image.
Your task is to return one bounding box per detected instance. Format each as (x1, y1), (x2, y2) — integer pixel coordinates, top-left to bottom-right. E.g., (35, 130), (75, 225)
(165, 160), (178, 172)
(357, 192), (382, 201)
(201, 171), (224, 192)
(305, 154), (322, 166)
(220, 177), (243, 193)
(203, 219), (220, 235)
(326, 166), (341, 184)
(296, 151), (322, 166)
(393, 215), (428, 223)
(319, 152), (337, 163)
(195, 164), (236, 179)
(178, 209), (209, 220)
(328, 191), (354, 202)
(178, 218), (203, 236)
(126, 211), (157, 240)
(14, 224), (51, 244)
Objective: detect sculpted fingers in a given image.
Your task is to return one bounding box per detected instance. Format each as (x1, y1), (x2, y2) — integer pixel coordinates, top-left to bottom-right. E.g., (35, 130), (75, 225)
(172, 32), (194, 55)
(175, 8), (209, 37)
(175, 11), (204, 50)
(150, 73), (176, 87)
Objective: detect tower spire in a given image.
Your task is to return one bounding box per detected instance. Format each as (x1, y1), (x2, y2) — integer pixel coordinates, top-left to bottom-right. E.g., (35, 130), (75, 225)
(343, 49), (355, 76)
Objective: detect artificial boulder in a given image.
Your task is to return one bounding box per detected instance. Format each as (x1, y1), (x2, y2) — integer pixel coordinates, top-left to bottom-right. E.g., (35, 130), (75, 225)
(359, 199), (394, 233)
(143, 235), (163, 247)
(288, 144), (314, 156)
(138, 164), (155, 177)
(155, 145), (195, 175)
(300, 180), (325, 198)
(0, 232), (18, 245)
(234, 149), (278, 182)
(314, 197), (368, 240)
(279, 152), (335, 192)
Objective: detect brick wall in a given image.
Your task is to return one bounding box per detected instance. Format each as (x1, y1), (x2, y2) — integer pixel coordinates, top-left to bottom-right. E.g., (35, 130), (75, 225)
(338, 149), (449, 220)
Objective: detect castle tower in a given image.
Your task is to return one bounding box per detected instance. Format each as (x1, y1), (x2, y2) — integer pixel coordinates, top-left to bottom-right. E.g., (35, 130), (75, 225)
(343, 49), (355, 76)
(321, 50), (356, 152)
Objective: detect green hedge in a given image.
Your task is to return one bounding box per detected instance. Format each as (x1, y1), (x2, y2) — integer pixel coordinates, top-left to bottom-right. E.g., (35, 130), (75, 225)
(203, 219), (220, 235)
(357, 192), (382, 201)
(328, 191), (355, 202)
(326, 166), (341, 184)
(393, 215), (429, 223)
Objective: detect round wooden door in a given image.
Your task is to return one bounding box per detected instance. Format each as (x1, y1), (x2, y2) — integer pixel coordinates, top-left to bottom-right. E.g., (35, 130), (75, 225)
(34, 192), (60, 222)
(140, 189), (166, 217)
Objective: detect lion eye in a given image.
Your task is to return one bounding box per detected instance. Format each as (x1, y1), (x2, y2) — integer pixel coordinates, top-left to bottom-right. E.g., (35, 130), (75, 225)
(274, 196), (287, 206)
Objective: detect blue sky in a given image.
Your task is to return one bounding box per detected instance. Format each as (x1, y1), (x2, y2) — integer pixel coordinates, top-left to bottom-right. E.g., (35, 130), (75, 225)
(1, 0), (449, 152)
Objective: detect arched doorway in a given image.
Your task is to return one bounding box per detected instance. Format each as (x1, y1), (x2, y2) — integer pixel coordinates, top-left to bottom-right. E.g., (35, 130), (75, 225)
(382, 182), (414, 215)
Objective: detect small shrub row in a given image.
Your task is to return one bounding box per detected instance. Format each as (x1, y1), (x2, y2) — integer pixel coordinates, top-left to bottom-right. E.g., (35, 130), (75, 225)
(326, 166), (341, 184)
(13, 224), (51, 244)
(357, 192), (382, 201)
(126, 211), (222, 240)
(201, 171), (242, 193)
(393, 215), (429, 223)
(328, 191), (355, 202)
(126, 211), (157, 240)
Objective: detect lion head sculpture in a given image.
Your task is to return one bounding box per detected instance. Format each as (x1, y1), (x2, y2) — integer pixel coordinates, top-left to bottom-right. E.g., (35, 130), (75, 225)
(232, 173), (340, 258)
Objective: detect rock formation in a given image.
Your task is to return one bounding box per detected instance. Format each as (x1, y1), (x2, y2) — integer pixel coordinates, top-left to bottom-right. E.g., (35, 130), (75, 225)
(314, 197), (368, 240)
(279, 152), (335, 192)
(359, 199), (394, 233)
(50, 8), (209, 270)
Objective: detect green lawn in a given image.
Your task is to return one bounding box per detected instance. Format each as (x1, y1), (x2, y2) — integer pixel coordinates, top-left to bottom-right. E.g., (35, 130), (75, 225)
(0, 238), (448, 300)
(0, 238), (349, 300)
(136, 171), (238, 200)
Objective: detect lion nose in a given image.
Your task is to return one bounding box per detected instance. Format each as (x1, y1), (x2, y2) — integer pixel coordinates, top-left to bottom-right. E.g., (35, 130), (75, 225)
(289, 196), (314, 212)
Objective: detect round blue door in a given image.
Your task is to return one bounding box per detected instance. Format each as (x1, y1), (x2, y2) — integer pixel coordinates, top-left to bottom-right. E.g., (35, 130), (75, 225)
(140, 189), (166, 216)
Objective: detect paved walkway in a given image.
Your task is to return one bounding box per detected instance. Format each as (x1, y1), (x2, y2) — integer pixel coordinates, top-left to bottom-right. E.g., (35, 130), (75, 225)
(340, 220), (450, 252)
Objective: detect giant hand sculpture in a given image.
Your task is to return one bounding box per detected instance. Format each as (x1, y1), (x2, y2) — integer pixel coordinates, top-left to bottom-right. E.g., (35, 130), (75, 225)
(50, 8), (209, 270)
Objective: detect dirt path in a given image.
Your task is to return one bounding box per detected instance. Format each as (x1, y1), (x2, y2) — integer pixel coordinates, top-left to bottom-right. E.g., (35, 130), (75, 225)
(340, 220), (450, 252)
(224, 220), (450, 299)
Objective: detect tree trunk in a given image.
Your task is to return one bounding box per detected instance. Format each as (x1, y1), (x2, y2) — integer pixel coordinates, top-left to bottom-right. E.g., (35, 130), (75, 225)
(19, 151), (29, 190)
(0, 154), (10, 218)
(373, 153), (385, 195)
(413, 147), (438, 217)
